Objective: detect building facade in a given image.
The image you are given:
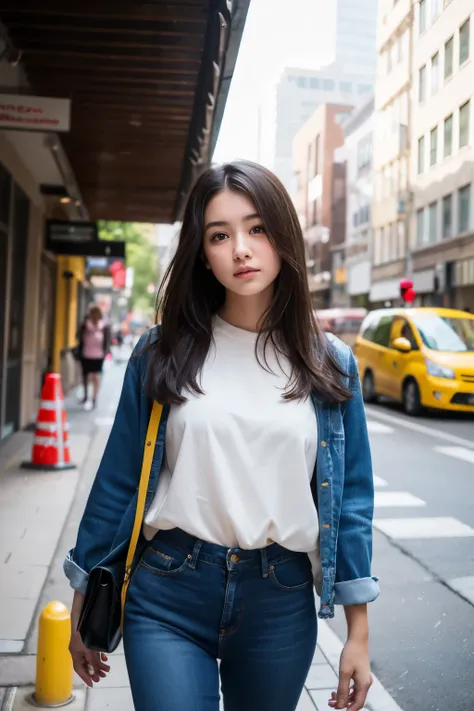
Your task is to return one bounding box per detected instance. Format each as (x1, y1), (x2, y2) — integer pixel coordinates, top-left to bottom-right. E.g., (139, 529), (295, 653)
(274, 66), (375, 194)
(410, 0), (474, 310)
(371, 0), (415, 306)
(293, 103), (353, 308)
(335, 0), (379, 75)
(343, 97), (375, 307)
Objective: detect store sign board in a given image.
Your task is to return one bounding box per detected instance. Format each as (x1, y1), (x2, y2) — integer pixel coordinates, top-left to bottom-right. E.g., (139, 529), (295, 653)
(0, 93), (71, 132)
(47, 220), (98, 244)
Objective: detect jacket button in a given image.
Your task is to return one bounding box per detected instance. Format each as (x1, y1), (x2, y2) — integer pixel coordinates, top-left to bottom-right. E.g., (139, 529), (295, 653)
(147, 441), (152, 447)
(321, 441), (327, 447)
(321, 482), (329, 488)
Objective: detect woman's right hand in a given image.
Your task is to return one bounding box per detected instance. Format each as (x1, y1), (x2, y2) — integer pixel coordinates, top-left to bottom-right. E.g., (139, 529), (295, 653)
(69, 592), (111, 687)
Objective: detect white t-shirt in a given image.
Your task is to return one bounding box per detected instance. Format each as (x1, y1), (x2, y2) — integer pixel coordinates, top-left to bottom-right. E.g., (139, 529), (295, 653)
(143, 315), (320, 575)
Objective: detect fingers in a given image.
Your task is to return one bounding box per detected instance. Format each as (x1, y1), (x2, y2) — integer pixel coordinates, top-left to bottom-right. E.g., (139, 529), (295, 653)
(71, 651), (110, 688)
(334, 668), (352, 709)
(348, 678), (372, 711)
(328, 688), (355, 708)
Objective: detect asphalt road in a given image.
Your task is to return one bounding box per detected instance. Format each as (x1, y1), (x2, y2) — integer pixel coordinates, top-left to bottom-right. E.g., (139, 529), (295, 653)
(328, 401), (474, 711)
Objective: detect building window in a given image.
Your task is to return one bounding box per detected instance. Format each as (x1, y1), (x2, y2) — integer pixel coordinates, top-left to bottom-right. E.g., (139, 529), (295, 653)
(417, 208), (425, 245)
(418, 135), (425, 173)
(428, 202), (438, 243)
(460, 100), (470, 148)
(430, 126), (438, 165)
(442, 194), (453, 238)
(444, 114), (453, 156)
(419, 65), (427, 102)
(323, 78), (335, 90)
(340, 81), (352, 93)
(315, 134), (320, 175)
(358, 83), (372, 94)
(445, 36), (454, 79)
(296, 76), (308, 88)
(419, 0), (427, 34)
(397, 220), (406, 259)
(460, 18), (470, 65)
(458, 184), (471, 233)
(309, 77), (320, 89)
(431, 52), (439, 94)
(431, 0), (441, 22)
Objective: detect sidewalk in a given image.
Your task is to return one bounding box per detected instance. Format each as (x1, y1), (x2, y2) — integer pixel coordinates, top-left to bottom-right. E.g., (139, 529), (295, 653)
(0, 361), (404, 711)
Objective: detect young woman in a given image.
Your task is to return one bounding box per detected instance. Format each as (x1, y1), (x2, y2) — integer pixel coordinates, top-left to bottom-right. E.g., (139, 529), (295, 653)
(77, 305), (110, 410)
(65, 161), (379, 711)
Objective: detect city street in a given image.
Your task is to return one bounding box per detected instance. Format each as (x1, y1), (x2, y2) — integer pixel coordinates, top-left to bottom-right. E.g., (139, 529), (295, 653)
(1, 357), (473, 711)
(329, 401), (474, 711)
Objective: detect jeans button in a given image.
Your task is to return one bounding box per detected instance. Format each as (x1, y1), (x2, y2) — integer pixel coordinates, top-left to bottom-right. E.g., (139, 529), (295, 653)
(230, 554), (240, 563)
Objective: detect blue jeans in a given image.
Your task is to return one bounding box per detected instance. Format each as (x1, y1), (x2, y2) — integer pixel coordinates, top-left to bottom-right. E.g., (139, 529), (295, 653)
(123, 529), (317, 711)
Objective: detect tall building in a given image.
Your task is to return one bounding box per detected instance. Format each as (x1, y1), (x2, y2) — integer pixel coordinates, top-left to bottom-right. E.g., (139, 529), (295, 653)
(292, 103), (353, 308)
(274, 66), (374, 193)
(370, 0), (414, 306)
(343, 97), (375, 307)
(410, 0), (474, 310)
(335, 0), (379, 74)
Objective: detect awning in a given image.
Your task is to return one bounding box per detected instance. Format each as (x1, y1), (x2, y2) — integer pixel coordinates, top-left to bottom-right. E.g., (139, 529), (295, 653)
(369, 278), (401, 302)
(0, 0), (250, 223)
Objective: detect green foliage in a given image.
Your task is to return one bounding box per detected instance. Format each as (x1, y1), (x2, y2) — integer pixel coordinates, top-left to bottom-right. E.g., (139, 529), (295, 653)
(98, 221), (158, 311)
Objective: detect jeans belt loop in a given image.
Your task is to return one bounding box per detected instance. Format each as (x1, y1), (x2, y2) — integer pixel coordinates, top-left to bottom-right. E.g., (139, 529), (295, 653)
(260, 548), (269, 578)
(188, 539), (203, 570)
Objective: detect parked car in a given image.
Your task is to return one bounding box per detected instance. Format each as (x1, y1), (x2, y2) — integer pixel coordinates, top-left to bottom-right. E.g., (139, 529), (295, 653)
(354, 307), (474, 416)
(316, 307), (367, 349)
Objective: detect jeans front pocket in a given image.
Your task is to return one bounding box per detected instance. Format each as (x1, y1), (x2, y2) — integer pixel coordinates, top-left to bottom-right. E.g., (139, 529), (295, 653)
(269, 554), (312, 592)
(139, 539), (190, 577)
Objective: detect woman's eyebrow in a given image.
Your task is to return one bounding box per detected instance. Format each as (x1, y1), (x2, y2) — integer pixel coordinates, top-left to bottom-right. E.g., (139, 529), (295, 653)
(204, 213), (260, 231)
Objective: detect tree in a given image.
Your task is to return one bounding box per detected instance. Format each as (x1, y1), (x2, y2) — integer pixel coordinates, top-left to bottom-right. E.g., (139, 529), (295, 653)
(98, 221), (158, 312)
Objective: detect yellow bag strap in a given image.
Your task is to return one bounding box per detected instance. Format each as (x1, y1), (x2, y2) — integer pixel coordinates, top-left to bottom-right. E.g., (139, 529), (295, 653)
(121, 400), (163, 627)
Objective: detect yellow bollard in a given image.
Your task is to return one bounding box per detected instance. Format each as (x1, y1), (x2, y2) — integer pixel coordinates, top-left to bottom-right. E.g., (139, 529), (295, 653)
(32, 601), (74, 708)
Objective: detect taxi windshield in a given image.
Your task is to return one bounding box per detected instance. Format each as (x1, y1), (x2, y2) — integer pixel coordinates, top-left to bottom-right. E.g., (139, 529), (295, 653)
(410, 314), (474, 352)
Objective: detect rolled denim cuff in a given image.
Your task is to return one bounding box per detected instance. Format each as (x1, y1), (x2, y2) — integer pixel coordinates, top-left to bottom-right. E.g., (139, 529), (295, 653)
(334, 576), (380, 606)
(63, 550), (89, 595)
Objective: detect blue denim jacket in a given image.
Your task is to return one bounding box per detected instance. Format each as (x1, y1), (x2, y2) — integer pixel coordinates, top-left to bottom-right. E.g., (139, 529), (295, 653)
(64, 327), (379, 619)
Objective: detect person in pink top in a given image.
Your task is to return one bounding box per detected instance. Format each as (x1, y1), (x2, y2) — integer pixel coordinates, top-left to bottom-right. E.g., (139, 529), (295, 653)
(78, 305), (111, 411)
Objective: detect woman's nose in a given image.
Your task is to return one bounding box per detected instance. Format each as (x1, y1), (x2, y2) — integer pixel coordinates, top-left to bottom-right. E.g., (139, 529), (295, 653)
(233, 232), (252, 259)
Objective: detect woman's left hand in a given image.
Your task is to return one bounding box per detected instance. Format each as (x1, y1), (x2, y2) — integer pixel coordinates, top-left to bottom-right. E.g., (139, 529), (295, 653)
(328, 639), (373, 709)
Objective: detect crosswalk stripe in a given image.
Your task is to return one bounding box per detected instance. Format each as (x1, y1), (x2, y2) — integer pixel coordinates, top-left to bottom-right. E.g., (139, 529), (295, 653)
(434, 446), (474, 464)
(374, 491), (426, 508)
(374, 516), (474, 539)
(373, 475), (388, 487)
(367, 421), (394, 434)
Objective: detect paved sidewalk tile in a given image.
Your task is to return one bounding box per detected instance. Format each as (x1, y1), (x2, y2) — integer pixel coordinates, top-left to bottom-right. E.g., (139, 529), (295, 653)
(87, 686), (134, 711)
(297, 688), (317, 710)
(305, 663), (338, 690)
(99, 654), (130, 688)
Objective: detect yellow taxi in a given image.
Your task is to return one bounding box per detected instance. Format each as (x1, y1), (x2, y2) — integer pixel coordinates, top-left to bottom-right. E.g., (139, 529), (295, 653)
(354, 307), (474, 415)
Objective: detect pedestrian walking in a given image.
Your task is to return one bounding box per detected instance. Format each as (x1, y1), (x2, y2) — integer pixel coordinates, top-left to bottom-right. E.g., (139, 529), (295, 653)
(65, 161), (379, 711)
(77, 305), (111, 411)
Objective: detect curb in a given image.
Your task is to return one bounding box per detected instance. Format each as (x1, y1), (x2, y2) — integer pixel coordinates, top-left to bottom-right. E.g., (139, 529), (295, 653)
(317, 621), (405, 711)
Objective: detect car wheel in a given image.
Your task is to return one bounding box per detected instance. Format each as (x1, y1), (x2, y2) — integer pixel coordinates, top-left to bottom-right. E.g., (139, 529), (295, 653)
(403, 379), (422, 416)
(362, 370), (377, 403)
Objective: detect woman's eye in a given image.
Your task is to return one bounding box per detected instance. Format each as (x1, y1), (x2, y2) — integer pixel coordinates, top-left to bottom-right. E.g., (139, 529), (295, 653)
(211, 232), (228, 243)
(250, 225), (266, 234)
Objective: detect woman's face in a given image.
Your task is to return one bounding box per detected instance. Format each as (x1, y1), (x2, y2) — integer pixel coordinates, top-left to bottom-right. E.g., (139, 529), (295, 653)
(202, 189), (281, 299)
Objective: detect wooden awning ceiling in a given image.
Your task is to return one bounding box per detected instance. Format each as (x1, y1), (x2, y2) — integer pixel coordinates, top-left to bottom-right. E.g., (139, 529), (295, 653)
(0, 1), (248, 223)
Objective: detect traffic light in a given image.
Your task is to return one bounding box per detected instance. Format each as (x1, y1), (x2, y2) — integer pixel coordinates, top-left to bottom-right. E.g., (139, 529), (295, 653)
(400, 278), (416, 304)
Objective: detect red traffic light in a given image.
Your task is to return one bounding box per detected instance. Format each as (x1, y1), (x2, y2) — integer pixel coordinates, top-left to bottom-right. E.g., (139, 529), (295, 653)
(400, 278), (416, 304)
(402, 287), (416, 303)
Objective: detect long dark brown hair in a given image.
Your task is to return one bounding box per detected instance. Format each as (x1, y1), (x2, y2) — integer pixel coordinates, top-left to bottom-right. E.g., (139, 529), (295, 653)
(146, 160), (350, 404)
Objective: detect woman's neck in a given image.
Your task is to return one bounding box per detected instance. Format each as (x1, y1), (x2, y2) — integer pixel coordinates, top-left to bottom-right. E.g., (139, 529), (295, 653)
(218, 289), (272, 333)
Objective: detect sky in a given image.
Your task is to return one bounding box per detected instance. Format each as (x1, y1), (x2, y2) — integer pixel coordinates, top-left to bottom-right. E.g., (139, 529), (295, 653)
(213, 0), (336, 166)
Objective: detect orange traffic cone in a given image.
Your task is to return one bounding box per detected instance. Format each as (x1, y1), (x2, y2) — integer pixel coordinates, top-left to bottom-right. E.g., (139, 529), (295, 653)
(22, 374), (76, 471)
